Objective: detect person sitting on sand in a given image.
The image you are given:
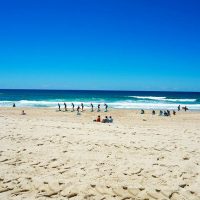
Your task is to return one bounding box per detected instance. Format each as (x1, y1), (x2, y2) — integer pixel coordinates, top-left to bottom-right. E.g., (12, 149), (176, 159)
(159, 110), (163, 116)
(152, 110), (155, 115)
(58, 103), (61, 111)
(91, 103), (94, 112)
(97, 104), (100, 112)
(21, 110), (26, 115)
(164, 111), (168, 116)
(93, 115), (101, 122)
(108, 116), (113, 123)
(102, 116), (108, 123)
(64, 103), (67, 111)
(13, 103), (16, 107)
(173, 110), (176, 115)
(141, 109), (145, 114)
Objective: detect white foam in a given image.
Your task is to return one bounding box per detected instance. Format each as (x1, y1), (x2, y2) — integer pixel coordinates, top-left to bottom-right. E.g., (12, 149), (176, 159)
(0, 100), (200, 110)
(130, 96), (167, 100)
(129, 96), (197, 102)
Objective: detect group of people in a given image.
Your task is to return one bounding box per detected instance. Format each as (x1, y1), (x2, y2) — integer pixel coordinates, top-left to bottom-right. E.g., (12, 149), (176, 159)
(58, 103), (108, 113)
(141, 105), (189, 117)
(178, 105), (189, 112)
(93, 115), (113, 123)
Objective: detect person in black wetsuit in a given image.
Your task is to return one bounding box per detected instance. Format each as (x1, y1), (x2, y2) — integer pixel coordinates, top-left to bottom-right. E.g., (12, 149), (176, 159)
(77, 105), (80, 113)
(71, 103), (75, 112)
(91, 103), (94, 112)
(104, 103), (108, 112)
(64, 103), (67, 111)
(58, 103), (61, 111)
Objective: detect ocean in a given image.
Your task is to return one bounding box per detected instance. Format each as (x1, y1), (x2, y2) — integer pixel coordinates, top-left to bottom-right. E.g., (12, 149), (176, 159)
(0, 89), (200, 110)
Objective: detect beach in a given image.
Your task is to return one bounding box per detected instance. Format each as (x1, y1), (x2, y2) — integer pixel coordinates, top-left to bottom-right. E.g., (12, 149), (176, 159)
(0, 107), (200, 200)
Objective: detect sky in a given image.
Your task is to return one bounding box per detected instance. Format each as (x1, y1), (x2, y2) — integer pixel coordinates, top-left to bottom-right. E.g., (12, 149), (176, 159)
(0, 0), (200, 91)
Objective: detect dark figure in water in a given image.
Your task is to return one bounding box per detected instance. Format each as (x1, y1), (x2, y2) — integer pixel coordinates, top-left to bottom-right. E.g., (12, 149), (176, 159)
(167, 110), (170, 116)
(178, 105), (181, 111)
(152, 110), (156, 115)
(173, 110), (176, 115)
(104, 103), (108, 112)
(64, 103), (67, 111)
(58, 103), (61, 111)
(159, 110), (163, 116)
(141, 109), (145, 114)
(91, 103), (94, 112)
(97, 104), (100, 112)
(81, 103), (84, 112)
(13, 103), (16, 107)
(71, 103), (75, 112)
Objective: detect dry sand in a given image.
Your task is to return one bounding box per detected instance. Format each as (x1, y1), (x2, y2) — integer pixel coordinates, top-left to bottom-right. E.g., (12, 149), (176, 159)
(0, 107), (200, 200)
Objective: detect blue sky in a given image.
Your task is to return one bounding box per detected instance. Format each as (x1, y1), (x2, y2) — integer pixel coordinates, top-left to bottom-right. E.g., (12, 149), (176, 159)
(0, 0), (199, 91)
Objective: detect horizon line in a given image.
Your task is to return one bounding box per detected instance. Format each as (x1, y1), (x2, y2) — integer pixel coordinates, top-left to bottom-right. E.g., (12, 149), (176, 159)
(0, 88), (200, 93)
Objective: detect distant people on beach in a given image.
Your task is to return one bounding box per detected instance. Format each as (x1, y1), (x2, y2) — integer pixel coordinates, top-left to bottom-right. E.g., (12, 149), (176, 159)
(81, 103), (84, 112)
(108, 116), (113, 123)
(102, 116), (113, 123)
(91, 103), (94, 112)
(104, 104), (108, 112)
(64, 103), (67, 111)
(77, 105), (80, 113)
(173, 110), (176, 115)
(71, 103), (75, 112)
(13, 103), (16, 107)
(152, 110), (155, 115)
(102, 116), (108, 123)
(164, 111), (168, 116)
(141, 109), (145, 114)
(94, 115), (101, 122)
(182, 106), (188, 112)
(167, 110), (170, 116)
(159, 110), (163, 116)
(97, 104), (100, 112)
(21, 110), (26, 115)
(58, 103), (61, 111)
(178, 105), (181, 111)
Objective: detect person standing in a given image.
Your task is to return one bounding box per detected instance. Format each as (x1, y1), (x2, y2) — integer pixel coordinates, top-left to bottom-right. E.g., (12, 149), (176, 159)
(64, 102), (67, 111)
(71, 103), (75, 112)
(81, 103), (84, 112)
(58, 103), (61, 111)
(97, 104), (100, 112)
(178, 105), (181, 111)
(91, 103), (94, 112)
(77, 105), (80, 113)
(104, 103), (108, 112)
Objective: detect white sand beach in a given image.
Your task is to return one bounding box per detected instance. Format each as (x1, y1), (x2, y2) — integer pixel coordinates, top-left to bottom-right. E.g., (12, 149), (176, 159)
(0, 108), (200, 200)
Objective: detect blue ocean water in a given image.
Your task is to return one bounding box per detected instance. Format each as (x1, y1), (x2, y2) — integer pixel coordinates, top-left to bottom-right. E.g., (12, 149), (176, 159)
(0, 89), (200, 110)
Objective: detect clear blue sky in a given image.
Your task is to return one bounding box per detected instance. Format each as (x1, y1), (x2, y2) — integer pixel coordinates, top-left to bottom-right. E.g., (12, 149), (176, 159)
(0, 0), (200, 91)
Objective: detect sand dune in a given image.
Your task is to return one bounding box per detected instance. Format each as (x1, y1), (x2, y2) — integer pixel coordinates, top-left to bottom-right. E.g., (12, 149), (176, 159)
(0, 108), (200, 199)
